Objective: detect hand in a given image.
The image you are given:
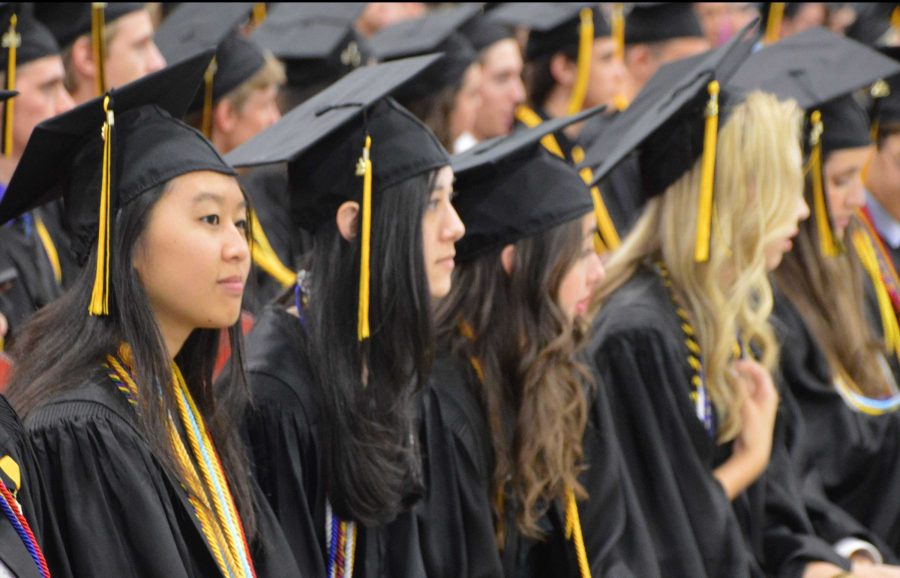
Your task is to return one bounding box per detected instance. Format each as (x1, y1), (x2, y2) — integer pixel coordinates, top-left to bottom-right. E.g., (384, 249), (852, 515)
(852, 563), (900, 577)
(713, 359), (779, 499)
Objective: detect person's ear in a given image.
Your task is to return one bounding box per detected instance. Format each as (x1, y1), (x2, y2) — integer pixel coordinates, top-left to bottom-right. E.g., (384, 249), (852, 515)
(214, 99), (238, 136)
(549, 52), (576, 88)
(70, 36), (96, 81)
(336, 201), (360, 241)
(500, 244), (516, 275)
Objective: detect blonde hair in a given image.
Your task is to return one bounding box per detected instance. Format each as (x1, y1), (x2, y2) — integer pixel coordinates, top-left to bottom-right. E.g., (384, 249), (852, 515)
(595, 91), (804, 442)
(221, 52), (285, 112)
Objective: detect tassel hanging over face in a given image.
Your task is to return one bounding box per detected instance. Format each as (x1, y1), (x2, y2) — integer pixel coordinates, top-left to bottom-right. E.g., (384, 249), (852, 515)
(356, 135), (373, 341)
(89, 95), (114, 316)
(808, 110), (839, 257)
(694, 80), (720, 263)
(567, 8), (594, 115)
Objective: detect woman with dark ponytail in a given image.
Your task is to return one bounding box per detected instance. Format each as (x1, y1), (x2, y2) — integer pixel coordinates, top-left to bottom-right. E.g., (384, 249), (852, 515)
(226, 56), (465, 577)
(0, 55), (299, 577)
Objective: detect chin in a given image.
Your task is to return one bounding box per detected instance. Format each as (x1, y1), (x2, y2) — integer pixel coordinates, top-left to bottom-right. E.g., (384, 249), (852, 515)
(429, 279), (453, 300)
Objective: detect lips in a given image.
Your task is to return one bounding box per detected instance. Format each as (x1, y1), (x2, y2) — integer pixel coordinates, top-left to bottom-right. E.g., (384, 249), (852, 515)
(218, 276), (245, 296)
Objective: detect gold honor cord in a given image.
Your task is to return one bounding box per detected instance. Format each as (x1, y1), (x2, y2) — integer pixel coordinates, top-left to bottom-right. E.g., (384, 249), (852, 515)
(201, 58), (217, 139)
(571, 146), (620, 253)
(34, 216), (62, 285)
(514, 105), (566, 159)
(808, 111), (839, 257)
(2, 13), (18, 158)
(248, 211), (295, 288)
(694, 80), (720, 263)
(356, 135), (373, 341)
(764, 2), (785, 45)
(567, 8), (594, 115)
(853, 230), (900, 360)
(89, 95), (113, 316)
(91, 3), (107, 96)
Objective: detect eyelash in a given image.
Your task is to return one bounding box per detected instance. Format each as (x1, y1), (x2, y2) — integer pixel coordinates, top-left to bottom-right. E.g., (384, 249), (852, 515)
(201, 215), (249, 231)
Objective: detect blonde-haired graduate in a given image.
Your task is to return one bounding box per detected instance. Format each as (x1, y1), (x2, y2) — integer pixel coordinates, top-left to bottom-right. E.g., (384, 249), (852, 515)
(580, 22), (864, 578)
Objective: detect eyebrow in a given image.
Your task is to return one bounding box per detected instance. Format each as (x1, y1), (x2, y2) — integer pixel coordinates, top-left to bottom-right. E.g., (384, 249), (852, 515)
(193, 191), (248, 210)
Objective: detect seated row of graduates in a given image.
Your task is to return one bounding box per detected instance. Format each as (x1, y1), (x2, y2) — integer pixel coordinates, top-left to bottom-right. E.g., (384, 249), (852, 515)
(5, 20), (900, 578)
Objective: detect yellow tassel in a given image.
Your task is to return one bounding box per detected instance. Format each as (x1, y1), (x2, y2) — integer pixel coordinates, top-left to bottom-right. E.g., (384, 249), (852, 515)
(567, 8), (594, 115)
(356, 135), (373, 341)
(514, 105), (565, 159)
(694, 80), (719, 263)
(893, 7), (900, 31)
(764, 3), (785, 45)
(808, 111), (838, 257)
(2, 13), (18, 158)
(201, 57), (217, 139)
(853, 230), (900, 358)
(89, 95), (113, 316)
(572, 146), (620, 252)
(34, 215), (62, 285)
(248, 210), (295, 288)
(565, 488), (592, 578)
(611, 3), (625, 62)
(91, 3), (107, 96)
(252, 3), (267, 27)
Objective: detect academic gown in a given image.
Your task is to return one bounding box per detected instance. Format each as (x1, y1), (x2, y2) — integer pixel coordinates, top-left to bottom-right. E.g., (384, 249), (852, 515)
(418, 352), (660, 578)
(0, 223), (61, 341)
(241, 306), (425, 578)
(23, 368), (300, 578)
(774, 288), (900, 559)
(587, 266), (851, 578)
(239, 167), (309, 314)
(0, 395), (49, 578)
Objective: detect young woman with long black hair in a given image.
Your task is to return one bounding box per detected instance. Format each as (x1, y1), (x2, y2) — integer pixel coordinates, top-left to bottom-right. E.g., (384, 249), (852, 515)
(0, 55), (299, 578)
(224, 56), (466, 577)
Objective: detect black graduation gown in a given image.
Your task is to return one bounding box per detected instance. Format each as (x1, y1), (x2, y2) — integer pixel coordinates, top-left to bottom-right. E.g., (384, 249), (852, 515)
(241, 306), (425, 578)
(0, 395), (48, 578)
(0, 223), (61, 342)
(33, 201), (79, 291)
(587, 266), (850, 578)
(239, 166), (308, 314)
(418, 352), (660, 578)
(774, 288), (900, 559)
(23, 369), (299, 578)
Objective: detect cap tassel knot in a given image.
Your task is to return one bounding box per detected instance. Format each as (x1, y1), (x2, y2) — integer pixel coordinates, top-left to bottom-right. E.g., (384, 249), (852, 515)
(357, 135), (373, 341)
(567, 8), (594, 115)
(89, 95), (114, 316)
(695, 80), (719, 263)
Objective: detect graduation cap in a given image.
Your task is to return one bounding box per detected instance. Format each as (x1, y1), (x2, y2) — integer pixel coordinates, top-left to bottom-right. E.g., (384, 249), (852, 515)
(252, 3), (371, 94)
(623, 3), (705, 45)
(33, 3), (144, 96)
(845, 3), (900, 48)
(225, 54), (449, 341)
(155, 3), (266, 138)
(460, 15), (515, 53)
(731, 26), (900, 255)
(869, 46), (900, 137)
(580, 19), (760, 263)
(0, 51), (234, 316)
(489, 3), (611, 114)
(369, 4), (482, 102)
(453, 106), (603, 261)
(0, 7), (60, 157)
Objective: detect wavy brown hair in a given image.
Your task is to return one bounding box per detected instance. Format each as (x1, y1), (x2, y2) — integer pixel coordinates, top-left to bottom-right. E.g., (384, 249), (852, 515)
(436, 216), (592, 544)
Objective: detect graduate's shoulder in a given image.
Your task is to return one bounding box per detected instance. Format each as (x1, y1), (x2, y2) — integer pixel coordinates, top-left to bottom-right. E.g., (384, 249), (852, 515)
(592, 266), (680, 343)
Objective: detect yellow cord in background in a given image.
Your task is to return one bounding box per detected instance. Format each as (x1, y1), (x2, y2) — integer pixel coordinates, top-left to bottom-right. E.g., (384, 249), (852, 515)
(515, 105), (565, 159)
(764, 3), (785, 45)
(201, 57), (217, 139)
(249, 210), (295, 288)
(2, 13), (18, 158)
(854, 230), (900, 359)
(565, 488), (592, 578)
(567, 8), (594, 115)
(91, 3), (107, 96)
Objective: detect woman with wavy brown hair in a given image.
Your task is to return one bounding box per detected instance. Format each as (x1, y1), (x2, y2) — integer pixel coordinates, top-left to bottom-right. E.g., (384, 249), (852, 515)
(418, 111), (659, 578)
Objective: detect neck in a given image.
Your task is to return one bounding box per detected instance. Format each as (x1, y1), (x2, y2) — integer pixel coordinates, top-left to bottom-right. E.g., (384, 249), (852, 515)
(156, 317), (192, 361)
(0, 154), (17, 185)
(70, 80), (98, 107)
(542, 86), (571, 122)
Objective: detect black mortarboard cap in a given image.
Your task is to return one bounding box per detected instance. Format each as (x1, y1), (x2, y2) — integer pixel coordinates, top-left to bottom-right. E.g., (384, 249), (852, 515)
(872, 46), (900, 130)
(370, 4), (482, 100)
(624, 2), (705, 45)
(225, 54), (449, 341)
(489, 3), (611, 60)
(580, 19), (759, 262)
(252, 4), (371, 91)
(845, 3), (900, 47)
(818, 94), (871, 156)
(460, 15), (515, 53)
(0, 8), (60, 69)
(155, 3), (265, 134)
(0, 51), (234, 315)
(33, 3), (144, 49)
(452, 107), (603, 261)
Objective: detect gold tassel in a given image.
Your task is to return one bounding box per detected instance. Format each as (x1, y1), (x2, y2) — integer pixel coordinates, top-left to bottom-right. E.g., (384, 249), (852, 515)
(567, 8), (594, 115)
(201, 57), (217, 139)
(893, 6), (900, 31)
(248, 210), (295, 288)
(808, 110), (838, 257)
(252, 3), (267, 27)
(565, 488), (592, 578)
(611, 3), (625, 62)
(356, 135), (373, 341)
(764, 2), (785, 45)
(89, 95), (114, 316)
(514, 105), (565, 159)
(572, 145), (620, 252)
(2, 13), (18, 158)
(34, 215), (63, 285)
(91, 3), (107, 96)
(694, 80), (719, 263)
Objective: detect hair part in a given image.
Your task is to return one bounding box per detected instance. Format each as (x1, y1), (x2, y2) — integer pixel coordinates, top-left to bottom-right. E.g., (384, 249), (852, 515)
(436, 216), (592, 543)
(596, 91), (804, 442)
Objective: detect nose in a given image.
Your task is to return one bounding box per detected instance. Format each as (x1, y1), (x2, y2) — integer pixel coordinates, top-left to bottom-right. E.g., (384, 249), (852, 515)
(225, 223), (251, 265)
(56, 85), (75, 114)
(146, 41), (167, 74)
(510, 75), (526, 105)
(586, 252), (606, 289)
(846, 175), (867, 210)
(443, 202), (466, 243)
(797, 195), (811, 222)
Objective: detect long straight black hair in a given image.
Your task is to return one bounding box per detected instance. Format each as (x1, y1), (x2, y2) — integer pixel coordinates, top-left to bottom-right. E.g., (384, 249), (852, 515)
(297, 169), (436, 526)
(7, 180), (258, 539)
